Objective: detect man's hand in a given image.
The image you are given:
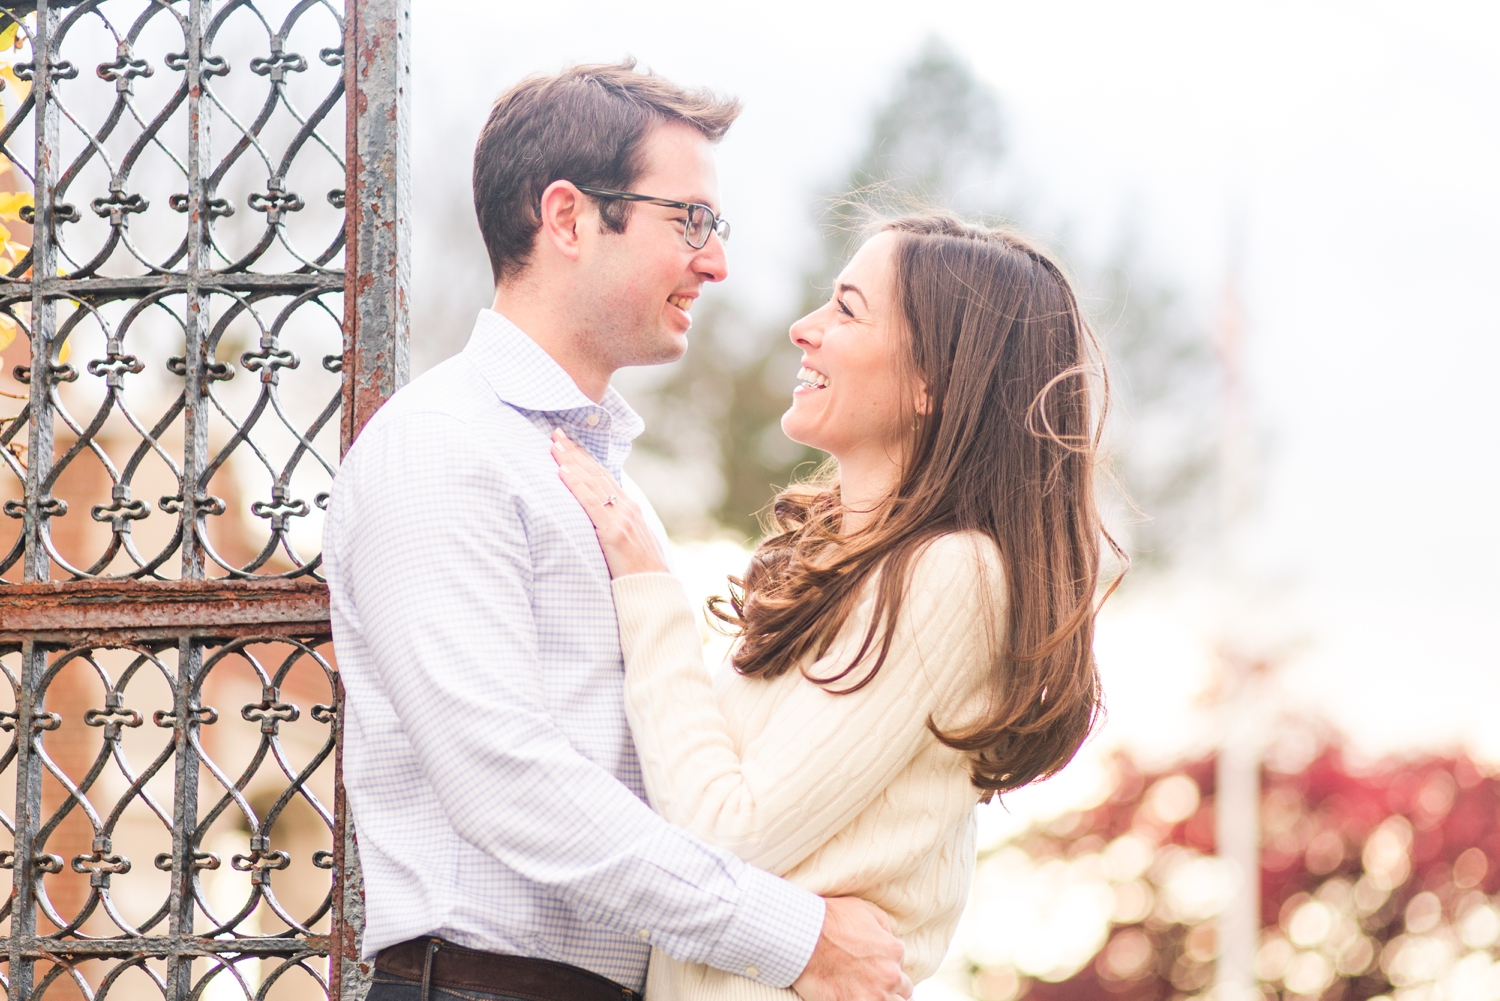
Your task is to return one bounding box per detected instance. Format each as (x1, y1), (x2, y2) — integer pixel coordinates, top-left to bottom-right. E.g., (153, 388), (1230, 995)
(792, 897), (912, 1001)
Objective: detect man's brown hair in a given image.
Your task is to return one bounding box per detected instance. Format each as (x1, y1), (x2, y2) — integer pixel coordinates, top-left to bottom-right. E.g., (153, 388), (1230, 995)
(473, 59), (741, 285)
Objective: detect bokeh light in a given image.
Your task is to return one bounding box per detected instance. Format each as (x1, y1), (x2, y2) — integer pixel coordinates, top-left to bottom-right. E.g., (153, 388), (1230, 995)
(909, 740), (1500, 1001)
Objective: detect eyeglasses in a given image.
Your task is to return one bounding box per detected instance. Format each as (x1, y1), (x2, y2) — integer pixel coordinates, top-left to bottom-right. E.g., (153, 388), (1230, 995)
(574, 184), (731, 250)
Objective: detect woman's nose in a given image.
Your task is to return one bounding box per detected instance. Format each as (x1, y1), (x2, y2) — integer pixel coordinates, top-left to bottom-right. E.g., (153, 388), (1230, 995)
(789, 309), (822, 348)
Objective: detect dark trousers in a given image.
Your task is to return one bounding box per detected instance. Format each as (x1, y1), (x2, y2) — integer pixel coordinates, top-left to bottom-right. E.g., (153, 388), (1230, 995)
(369, 937), (641, 1001)
(368, 971), (534, 1001)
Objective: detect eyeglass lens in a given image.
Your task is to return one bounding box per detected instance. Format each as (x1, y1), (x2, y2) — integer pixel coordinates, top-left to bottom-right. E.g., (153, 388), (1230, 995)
(685, 207), (710, 249)
(684, 206), (727, 249)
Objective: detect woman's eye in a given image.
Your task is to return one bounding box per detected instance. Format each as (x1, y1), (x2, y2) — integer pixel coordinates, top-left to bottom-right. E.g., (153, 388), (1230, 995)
(836, 298), (854, 318)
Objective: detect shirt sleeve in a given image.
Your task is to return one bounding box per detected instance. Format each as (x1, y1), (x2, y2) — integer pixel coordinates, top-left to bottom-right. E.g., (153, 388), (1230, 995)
(329, 410), (824, 987)
(612, 534), (1002, 876)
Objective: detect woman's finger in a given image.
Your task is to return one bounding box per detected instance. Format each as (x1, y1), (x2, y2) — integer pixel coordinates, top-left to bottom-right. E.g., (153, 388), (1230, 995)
(551, 437), (629, 526)
(555, 456), (612, 517)
(551, 427), (607, 473)
(551, 430), (629, 510)
(555, 465), (591, 511)
(550, 430), (611, 488)
(548, 430), (667, 578)
(551, 440), (596, 489)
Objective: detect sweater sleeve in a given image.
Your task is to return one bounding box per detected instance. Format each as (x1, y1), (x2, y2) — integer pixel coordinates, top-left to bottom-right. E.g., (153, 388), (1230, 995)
(613, 533), (1004, 876)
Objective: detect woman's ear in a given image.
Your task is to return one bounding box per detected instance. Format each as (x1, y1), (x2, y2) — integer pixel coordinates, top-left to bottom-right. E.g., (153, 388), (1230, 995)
(913, 382), (933, 417)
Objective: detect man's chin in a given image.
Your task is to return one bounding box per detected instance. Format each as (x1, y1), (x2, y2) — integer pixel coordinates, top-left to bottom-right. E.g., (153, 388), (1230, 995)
(620, 332), (688, 369)
(653, 329), (690, 363)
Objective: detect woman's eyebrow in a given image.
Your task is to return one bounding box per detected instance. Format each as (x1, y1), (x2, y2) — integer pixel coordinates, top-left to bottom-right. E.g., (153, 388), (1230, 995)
(836, 282), (869, 311)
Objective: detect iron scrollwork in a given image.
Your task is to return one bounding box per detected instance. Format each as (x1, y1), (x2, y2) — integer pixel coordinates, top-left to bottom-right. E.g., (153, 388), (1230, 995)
(0, 1), (355, 1000)
(0, 0), (347, 584)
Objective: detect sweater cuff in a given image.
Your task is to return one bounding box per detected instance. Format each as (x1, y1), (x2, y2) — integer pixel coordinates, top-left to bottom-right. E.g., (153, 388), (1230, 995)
(708, 865), (825, 988)
(611, 572), (696, 661)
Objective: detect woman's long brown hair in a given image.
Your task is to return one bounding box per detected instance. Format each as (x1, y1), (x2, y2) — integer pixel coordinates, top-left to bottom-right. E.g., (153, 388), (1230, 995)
(713, 214), (1121, 799)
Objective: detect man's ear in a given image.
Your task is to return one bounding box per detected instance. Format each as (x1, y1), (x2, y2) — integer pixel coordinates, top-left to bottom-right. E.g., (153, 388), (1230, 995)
(537, 180), (590, 262)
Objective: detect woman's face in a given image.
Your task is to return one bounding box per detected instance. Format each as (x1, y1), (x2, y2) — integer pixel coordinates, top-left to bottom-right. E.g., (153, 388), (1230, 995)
(781, 232), (915, 463)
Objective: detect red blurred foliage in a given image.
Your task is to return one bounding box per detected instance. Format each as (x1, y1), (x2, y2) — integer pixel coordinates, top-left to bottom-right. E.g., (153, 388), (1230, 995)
(999, 739), (1500, 1001)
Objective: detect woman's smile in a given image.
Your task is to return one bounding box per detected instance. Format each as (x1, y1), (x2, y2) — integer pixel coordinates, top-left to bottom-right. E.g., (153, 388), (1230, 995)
(794, 364), (831, 394)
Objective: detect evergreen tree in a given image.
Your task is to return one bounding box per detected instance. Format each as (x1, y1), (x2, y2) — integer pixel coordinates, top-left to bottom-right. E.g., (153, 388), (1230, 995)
(632, 38), (1218, 571)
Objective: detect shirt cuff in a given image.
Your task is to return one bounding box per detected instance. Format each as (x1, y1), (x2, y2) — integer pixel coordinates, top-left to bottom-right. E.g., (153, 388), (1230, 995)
(706, 866), (825, 988)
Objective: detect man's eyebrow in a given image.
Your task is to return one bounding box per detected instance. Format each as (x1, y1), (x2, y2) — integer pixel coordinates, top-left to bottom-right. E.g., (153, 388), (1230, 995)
(836, 282), (868, 310)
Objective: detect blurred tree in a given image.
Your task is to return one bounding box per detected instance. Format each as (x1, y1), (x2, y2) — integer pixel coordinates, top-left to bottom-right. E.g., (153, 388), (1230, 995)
(942, 736), (1500, 1001)
(632, 38), (1220, 569)
(854, 37), (1005, 196)
(632, 37), (1011, 540)
(809, 36), (1006, 301)
(1093, 240), (1220, 574)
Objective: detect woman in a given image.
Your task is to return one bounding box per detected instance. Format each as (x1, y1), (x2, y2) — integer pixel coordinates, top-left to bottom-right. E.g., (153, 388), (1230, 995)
(551, 214), (1116, 1000)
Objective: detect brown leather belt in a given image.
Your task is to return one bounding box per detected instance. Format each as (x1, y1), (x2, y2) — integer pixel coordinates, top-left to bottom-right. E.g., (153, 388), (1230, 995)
(374, 937), (639, 1001)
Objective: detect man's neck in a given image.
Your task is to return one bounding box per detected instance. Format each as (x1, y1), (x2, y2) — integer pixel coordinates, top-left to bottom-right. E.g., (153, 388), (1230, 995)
(491, 285), (611, 402)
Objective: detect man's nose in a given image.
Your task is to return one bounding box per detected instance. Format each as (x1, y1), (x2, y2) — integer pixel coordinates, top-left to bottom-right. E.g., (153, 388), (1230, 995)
(693, 233), (729, 283)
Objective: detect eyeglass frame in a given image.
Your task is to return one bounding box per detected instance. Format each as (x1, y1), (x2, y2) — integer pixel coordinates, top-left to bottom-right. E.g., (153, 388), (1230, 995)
(572, 184), (731, 250)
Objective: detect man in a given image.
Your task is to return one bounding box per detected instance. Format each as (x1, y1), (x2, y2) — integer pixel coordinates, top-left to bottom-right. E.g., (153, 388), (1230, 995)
(323, 62), (911, 1001)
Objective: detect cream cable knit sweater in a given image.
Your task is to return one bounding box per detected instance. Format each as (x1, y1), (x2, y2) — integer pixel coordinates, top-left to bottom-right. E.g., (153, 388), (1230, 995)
(611, 532), (1006, 1001)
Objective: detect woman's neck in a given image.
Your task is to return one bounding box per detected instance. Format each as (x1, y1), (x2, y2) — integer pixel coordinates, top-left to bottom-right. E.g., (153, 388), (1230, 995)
(835, 447), (903, 534)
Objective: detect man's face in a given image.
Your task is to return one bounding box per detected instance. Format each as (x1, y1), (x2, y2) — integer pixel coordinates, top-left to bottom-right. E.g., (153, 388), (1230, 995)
(577, 122), (728, 370)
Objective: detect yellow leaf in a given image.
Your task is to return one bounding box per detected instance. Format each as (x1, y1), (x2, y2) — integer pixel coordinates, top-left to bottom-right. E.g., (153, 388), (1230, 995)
(0, 191), (31, 221)
(0, 23), (17, 51)
(0, 65), (29, 101)
(0, 316), (13, 351)
(56, 336), (68, 364)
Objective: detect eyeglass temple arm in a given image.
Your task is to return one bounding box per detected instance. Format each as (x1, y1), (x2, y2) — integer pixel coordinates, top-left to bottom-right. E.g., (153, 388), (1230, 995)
(575, 186), (694, 212)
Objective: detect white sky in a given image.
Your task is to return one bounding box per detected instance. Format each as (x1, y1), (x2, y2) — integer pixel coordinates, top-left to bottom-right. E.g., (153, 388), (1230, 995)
(411, 1), (1500, 771)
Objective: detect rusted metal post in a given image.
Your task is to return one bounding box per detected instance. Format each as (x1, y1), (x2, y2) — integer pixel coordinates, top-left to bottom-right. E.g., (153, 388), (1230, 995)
(23, 0), (60, 586)
(179, 0), (213, 584)
(12, 6), (61, 999)
(165, 6), (213, 998)
(334, 2), (410, 999)
(340, 0), (410, 453)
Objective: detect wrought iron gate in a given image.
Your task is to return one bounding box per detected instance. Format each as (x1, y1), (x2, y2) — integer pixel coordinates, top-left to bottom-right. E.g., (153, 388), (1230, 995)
(0, 1), (408, 1000)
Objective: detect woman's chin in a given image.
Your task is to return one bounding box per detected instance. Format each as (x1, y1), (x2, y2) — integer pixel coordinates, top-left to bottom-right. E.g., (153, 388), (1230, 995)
(779, 413), (820, 452)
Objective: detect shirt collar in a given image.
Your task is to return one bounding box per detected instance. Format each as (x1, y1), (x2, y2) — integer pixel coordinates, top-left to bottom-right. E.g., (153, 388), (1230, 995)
(462, 309), (644, 440)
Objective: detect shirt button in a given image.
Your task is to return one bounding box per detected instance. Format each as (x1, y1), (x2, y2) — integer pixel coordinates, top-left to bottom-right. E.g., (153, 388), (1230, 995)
(585, 413), (600, 426)
(638, 928), (650, 940)
(744, 966), (759, 979)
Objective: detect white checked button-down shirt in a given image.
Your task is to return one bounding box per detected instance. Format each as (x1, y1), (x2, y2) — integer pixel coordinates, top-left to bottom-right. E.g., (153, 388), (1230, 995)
(323, 311), (824, 992)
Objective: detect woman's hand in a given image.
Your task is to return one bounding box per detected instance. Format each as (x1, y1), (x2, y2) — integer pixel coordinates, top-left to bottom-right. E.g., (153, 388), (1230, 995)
(550, 428), (670, 579)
